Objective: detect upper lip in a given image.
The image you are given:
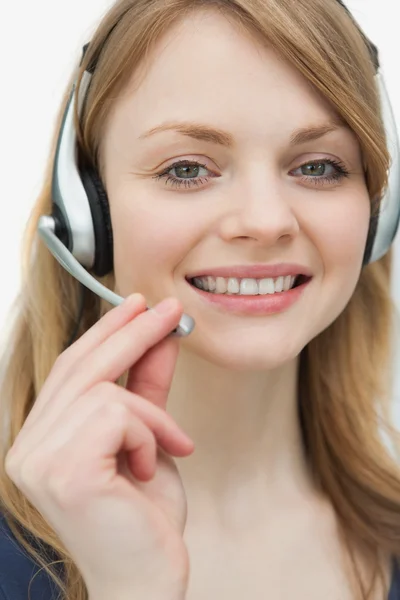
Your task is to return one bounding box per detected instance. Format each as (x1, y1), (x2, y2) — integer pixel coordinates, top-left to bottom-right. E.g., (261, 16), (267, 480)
(185, 263), (313, 280)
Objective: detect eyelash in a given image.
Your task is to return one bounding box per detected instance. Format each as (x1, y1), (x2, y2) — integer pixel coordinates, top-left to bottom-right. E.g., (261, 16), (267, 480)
(152, 158), (350, 189)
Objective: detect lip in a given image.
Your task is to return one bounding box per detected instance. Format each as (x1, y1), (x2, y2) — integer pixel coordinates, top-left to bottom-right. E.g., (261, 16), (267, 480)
(186, 276), (312, 316)
(185, 263), (312, 280)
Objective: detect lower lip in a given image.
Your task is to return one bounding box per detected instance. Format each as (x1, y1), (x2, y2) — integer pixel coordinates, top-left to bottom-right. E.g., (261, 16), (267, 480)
(187, 278), (312, 315)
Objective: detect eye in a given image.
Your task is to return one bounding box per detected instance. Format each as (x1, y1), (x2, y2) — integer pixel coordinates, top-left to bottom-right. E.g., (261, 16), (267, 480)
(293, 158), (350, 186)
(152, 157), (351, 190)
(152, 160), (217, 189)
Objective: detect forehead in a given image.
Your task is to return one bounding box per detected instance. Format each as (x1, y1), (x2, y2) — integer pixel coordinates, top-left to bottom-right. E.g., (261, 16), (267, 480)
(103, 9), (353, 149)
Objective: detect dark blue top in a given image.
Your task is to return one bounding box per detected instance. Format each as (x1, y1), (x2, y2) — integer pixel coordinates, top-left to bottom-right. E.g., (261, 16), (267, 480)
(0, 513), (399, 599)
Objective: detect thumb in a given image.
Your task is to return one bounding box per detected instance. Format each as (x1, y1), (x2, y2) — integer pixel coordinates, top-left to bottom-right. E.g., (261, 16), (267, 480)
(125, 336), (180, 410)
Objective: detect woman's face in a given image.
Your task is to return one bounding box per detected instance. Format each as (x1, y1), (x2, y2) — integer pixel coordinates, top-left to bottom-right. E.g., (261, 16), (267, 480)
(100, 9), (370, 370)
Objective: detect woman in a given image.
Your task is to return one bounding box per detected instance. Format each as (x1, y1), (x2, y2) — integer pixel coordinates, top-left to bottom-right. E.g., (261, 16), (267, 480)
(0, 0), (399, 598)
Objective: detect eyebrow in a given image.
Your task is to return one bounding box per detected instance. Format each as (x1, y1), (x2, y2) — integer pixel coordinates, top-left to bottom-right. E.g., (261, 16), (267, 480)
(138, 117), (349, 148)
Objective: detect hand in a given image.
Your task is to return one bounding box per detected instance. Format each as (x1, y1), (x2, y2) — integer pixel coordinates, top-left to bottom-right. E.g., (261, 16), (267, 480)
(5, 294), (194, 600)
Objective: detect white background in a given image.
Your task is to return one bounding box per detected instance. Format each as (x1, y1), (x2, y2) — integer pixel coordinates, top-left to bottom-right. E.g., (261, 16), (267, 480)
(0, 0), (399, 425)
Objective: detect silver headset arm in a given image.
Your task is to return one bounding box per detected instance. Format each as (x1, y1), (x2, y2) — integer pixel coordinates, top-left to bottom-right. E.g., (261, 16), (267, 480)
(37, 215), (195, 338)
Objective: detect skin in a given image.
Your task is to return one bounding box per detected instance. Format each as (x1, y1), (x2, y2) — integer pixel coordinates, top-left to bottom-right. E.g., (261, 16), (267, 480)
(99, 8), (379, 598)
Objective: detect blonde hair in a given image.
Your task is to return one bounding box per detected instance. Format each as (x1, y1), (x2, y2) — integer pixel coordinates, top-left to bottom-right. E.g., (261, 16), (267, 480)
(0, 0), (399, 599)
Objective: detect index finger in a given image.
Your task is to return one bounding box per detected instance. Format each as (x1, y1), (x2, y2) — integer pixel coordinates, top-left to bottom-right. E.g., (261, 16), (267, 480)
(27, 293), (147, 416)
(62, 293), (148, 370)
(46, 296), (183, 415)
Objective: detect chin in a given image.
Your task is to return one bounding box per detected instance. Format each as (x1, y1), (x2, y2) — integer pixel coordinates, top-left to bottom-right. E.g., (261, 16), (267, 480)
(182, 329), (306, 372)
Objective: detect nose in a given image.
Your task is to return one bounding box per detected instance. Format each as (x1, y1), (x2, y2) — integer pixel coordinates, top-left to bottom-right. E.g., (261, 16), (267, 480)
(218, 170), (300, 246)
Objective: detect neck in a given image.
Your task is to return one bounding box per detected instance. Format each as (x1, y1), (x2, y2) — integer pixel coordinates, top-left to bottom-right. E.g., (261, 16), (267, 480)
(168, 349), (315, 526)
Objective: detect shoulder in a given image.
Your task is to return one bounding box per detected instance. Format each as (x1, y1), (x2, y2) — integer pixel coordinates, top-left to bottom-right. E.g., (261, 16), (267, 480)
(389, 557), (400, 600)
(0, 512), (62, 600)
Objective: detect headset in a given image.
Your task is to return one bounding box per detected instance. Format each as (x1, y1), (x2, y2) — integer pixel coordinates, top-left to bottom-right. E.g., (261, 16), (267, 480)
(37, 0), (400, 345)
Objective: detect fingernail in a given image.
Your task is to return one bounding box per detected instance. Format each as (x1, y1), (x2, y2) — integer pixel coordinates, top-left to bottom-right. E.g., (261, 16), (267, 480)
(154, 298), (176, 315)
(124, 293), (144, 306)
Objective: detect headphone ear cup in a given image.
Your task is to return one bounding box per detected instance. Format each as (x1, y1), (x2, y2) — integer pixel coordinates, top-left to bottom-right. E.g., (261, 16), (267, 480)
(362, 213), (379, 266)
(80, 167), (114, 276)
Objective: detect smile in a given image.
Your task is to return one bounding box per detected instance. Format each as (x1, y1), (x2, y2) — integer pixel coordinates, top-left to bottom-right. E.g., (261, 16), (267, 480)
(188, 274), (310, 295)
(186, 275), (312, 316)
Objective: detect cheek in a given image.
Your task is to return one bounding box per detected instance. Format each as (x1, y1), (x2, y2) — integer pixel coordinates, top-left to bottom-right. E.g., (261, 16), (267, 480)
(307, 190), (371, 275)
(305, 191), (371, 331)
(109, 193), (199, 289)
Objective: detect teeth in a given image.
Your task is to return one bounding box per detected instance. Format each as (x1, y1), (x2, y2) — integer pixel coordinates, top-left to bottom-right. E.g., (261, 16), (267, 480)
(227, 278), (240, 294)
(191, 275), (298, 295)
(193, 277), (205, 290)
(240, 279), (258, 295)
(216, 277), (228, 293)
(259, 277), (275, 294)
(207, 276), (216, 292)
(275, 276), (284, 293)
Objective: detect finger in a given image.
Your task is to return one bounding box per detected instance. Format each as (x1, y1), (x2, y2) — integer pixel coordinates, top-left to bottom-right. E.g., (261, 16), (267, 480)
(64, 293), (147, 364)
(24, 293), (147, 429)
(55, 296), (183, 409)
(125, 334), (180, 410)
(12, 404), (159, 502)
(10, 383), (194, 465)
(46, 401), (172, 488)
(23, 296), (182, 437)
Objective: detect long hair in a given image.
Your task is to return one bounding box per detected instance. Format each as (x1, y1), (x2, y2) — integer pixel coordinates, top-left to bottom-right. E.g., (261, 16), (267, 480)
(0, 1), (399, 599)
